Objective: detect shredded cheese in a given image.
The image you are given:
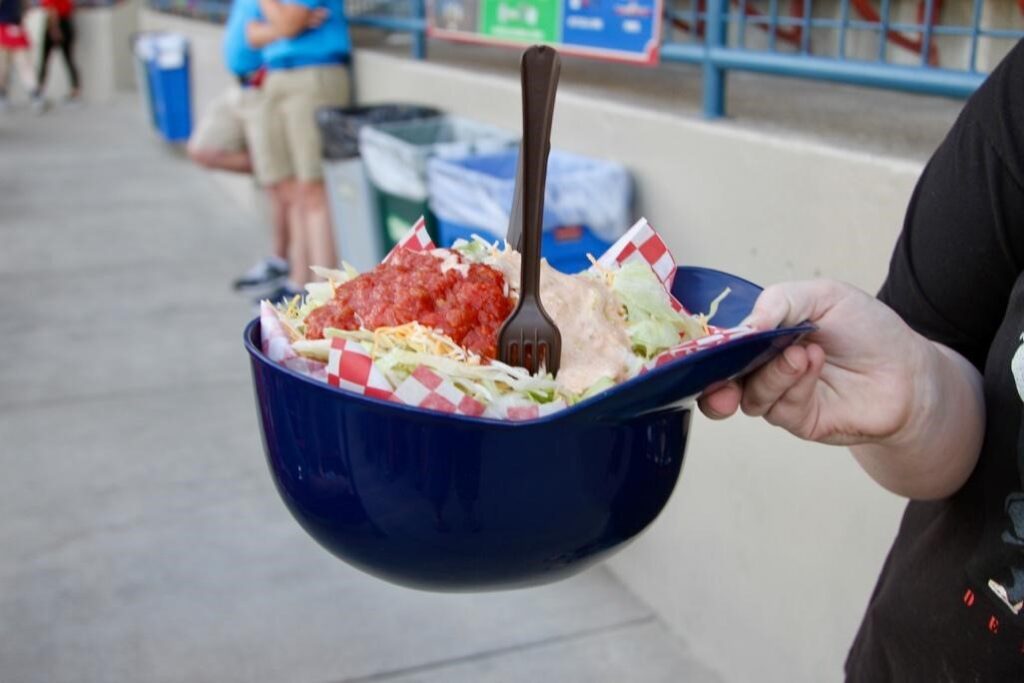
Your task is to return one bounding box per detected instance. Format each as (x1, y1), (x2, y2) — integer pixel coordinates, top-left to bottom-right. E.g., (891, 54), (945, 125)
(371, 322), (482, 365)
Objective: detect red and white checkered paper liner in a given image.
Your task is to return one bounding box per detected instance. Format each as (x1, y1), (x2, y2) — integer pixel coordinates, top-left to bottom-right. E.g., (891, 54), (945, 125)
(392, 366), (487, 417)
(327, 337), (393, 399)
(259, 301), (328, 382)
(387, 216), (433, 257)
(596, 218), (678, 293)
(259, 216), (754, 421)
(486, 398), (569, 421)
(640, 327), (756, 374)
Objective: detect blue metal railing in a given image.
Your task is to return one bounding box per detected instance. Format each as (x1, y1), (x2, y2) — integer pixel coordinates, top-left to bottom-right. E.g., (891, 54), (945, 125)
(346, 0), (427, 57)
(146, 0), (1024, 118)
(145, 0), (230, 21)
(662, 0), (1024, 115)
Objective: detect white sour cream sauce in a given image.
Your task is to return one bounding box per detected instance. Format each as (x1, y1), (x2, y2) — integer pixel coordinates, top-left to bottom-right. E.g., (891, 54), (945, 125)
(491, 250), (632, 394)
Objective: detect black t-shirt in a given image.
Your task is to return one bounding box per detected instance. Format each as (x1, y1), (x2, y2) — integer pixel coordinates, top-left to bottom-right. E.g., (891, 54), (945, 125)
(846, 39), (1024, 681)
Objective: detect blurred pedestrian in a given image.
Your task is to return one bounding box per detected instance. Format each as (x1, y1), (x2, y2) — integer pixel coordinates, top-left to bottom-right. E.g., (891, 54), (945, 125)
(0, 0), (36, 110)
(31, 0), (79, 110)
(251, 0), (350, 289)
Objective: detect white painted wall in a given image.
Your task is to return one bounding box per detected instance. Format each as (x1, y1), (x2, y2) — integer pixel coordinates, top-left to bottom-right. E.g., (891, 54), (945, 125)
(124, 14), (933, 680)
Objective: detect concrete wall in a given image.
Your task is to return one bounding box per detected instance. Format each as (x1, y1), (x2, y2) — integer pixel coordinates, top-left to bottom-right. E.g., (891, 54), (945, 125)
(127, 12), (926, 680)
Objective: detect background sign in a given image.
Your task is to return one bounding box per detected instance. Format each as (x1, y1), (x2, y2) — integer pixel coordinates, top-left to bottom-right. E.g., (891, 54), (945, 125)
(429, 0), (662, 64)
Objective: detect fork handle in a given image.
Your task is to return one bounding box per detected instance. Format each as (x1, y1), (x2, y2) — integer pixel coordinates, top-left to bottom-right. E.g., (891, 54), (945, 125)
(506, 141), (524, 252)
(519, 46), (560, 300)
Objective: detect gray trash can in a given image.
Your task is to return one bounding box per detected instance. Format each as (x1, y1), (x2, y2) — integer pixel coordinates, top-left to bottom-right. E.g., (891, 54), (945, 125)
(359, 115), (518, 252)
(428, 148), (634, 273)
(317, 105), (441, 272)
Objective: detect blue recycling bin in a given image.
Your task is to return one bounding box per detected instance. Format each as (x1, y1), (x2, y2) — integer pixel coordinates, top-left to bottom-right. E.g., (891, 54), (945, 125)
(427, 149), (633, 273)
(144, 34), (192, 143)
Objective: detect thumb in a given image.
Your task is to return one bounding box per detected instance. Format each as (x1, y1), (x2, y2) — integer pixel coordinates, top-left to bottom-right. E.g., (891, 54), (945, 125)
(741, 280), (840, 331)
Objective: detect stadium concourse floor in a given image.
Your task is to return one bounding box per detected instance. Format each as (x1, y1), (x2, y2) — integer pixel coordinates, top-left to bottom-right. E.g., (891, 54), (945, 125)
(0, 98), (719, 682)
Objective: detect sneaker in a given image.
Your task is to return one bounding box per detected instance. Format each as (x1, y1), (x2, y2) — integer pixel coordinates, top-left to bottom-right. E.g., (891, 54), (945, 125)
(62, 94), (83, 108)
(232, 256), (289, 292)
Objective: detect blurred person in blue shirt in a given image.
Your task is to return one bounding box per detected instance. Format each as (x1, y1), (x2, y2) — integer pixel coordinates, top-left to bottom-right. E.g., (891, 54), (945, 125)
(187, 0), (326, 297)
(246, 0), (351, 295)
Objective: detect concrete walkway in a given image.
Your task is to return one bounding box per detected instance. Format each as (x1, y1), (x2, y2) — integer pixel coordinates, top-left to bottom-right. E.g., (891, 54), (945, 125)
(0, 99), (719, 682)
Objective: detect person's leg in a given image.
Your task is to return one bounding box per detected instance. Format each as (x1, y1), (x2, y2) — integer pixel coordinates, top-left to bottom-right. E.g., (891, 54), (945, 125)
(241, 84), (292, 262)
(231, 182), (294, 293)
(57, 17), (79, 98)
(186, 87), (252, 174)
(279, 178), (309, 288)
(0, 49), (10, 100)
(266, 181), (292, 263)
(34, 26), (53, 101)
(186, 145), (253, 174)
(241, 79), (301, 295)
(271, 71), (317, 286)
(280, 66), (349, 280)
(13, 50), (37, 93)
(296, 179), (337, 276)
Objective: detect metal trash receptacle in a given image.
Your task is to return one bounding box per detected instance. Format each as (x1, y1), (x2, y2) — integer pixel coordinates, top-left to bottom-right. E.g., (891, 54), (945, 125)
(145, 34), (192, 143)
(428, 148), (634, 273)
(317, 104), (441, 272)
(359, 116), (517, 252)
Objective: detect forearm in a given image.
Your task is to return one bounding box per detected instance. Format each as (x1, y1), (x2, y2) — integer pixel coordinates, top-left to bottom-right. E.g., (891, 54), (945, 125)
(246, 21), (280, 48)
(259, 0), (307, 37)
(851, 341), (984, 500)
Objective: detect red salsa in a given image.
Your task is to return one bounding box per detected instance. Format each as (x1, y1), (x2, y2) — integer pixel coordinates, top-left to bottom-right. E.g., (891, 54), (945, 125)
(305, 249), (513, 358)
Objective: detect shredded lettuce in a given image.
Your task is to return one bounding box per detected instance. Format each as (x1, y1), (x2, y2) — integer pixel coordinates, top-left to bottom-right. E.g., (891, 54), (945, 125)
(580, 376), (616, 400)
(373, 347), (570, 405)
(310, 262), (360, 283)
(451, 234), (500, 264)
(611, 260), (728, 359)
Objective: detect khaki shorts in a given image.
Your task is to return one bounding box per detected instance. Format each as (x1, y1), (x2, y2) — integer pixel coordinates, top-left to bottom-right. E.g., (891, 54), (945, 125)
(189, 84), (290, 186)
(259, 64), (350, 182)
(190, 86), (249, 154)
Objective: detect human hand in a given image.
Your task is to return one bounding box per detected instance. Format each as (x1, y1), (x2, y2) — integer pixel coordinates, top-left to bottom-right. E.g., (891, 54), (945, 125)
(699, 279), (933, 447)
(305, 7), (329, 28)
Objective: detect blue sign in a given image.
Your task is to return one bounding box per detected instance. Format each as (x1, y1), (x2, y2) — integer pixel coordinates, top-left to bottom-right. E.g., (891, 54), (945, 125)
(562, 0), (658, 60)
(428, 0), (662, 64)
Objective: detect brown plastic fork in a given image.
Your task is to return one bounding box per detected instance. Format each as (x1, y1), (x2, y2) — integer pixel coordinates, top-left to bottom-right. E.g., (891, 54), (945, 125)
(497, 46), (562, 377)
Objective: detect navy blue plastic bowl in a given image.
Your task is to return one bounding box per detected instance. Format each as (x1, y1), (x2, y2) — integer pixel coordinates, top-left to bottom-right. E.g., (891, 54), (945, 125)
(244, 266), (812, 592)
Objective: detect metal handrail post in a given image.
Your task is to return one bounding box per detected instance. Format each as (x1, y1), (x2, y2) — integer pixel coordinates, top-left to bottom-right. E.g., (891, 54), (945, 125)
(413, 0), (427, 59)
(702, 0), (728, 117)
